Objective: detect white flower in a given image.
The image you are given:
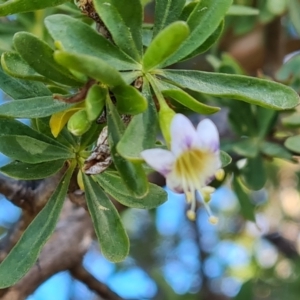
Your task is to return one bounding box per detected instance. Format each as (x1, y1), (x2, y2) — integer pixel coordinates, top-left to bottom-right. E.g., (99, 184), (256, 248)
(141, 114), (224, 223)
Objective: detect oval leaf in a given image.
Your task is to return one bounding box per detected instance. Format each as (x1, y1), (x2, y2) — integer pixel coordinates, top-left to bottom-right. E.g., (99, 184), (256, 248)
(0, 160), (65, 180)
(0, 0), (69, 16)
(284, 135), (300, 154)
(0, 135), (74, 163)
(117, 81), (157, 161)
(93, 0), (143, 61)
(161, 70), (300, 110)
(143, 21), (190, 72)
(220, 150), (232, 167)
(54, 51), (125, 87)
(13, 32), (82, 86)
(0, 162), (75, 288)
(1, 51), (47, 82)
(45, 14), (138, 71)
(0, 96), (74, 118)
(95, 172), (167, 209)
(107, 97), (149, 198)
(113, 85), (147, 115)
(83, 174), (129, 262)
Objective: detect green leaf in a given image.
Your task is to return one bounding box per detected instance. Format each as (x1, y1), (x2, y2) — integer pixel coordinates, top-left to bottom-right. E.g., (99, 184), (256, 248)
(45, 14), (138, 71)
(117, 80), (157, 161)
(0, 96), (74, 118)
(220, 150), (232, 167)
(232, 139), (260, 158)
(284, 135), (300, 154)
(181, 21), (224, 61)
(0, 162), (75, 288)
(161, 70), (300, 110)
(227, 5), (259, 15)
(13, 32), (82, 86)
(232, 177), (256, 222)
(143, 21), (189, 72)
(161, 0), (232, 66)
(0, 117), (70, 149)
(241, 155), (266, 190)
(0, 66), (51, 99)
(288, 0), (300, 35)
(256, 107), (277, 138)
(282, 113), (300, 128)
(276, 54), (300, 81)
(95, 172), (167, 209)
(54, 51), (125, 87)
(83, 174), (129, 262)
(1, 51), (47, 82)
(0, 0), (69, 16)
(0, 160), (65, 180)
(107, 97), (149, 198)
(162, 88), (220, 115)
(93, 0), (143, 61)
(0, 135), (74, 163)
(80, 122), (105, 149)
(153, 0), (185, 36)
(260, 141), (293, 161)
(85, 85), (106, 122)
(113, 85), (148, 115)
(234, 280), (253, 300)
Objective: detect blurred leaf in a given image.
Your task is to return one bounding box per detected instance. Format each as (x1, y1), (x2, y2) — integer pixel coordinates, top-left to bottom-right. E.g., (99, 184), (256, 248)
(282, 113), (300, 128)
(288, 0), (300, 35)
(162, 70), (300, 110)
(285, 135), (300, 154)
(83, 174), (129, 262)
(232, 177), (256, 222)
(55, 51), (125, 87)
(95, 172), (167, 209)
(117, 80), (157, 161)
(276, 54), (300, 81)
(233, 139), (260, 158)
(260, 141), (293, 161)
(0, 0), (69, 16)
(45, 14), (138, 71)
(113, 85), (148, 115)
(161, 0), (232, 66)
(93, 0), (143, 61)
(241, 155), (266, 190)
(143, 21), (189, 72)
(220, 150), (232, 167)
(0, 161), (75, 288)
(153, 0), (185, 36)
(0, 66), (51, 99)
(0, 135), (74, 163)
(0, 96), (74, 118)
(256, 106), (277, 138)
(234, 280), (254, 300)
(1, 51), (47, 82)
(0, 160), (65, 180)
(227, 5), (259, 15)
(13, 32), (82, 86)
(107, 97), (149, 198)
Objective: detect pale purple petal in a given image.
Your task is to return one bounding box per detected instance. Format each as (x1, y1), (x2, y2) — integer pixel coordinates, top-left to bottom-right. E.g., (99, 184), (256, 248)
(141, 148), (175, 176)
(171, 114), (197, 157)
(195, 119), (219, 152)
(166, 172), (184, 194)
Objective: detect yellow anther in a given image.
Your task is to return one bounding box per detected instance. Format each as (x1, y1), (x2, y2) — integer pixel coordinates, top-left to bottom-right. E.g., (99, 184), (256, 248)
(215, 169), (225, 181)
(185, 191), (193, 203)
(209, 216), (219, 225)
(187, 210), (196, 221)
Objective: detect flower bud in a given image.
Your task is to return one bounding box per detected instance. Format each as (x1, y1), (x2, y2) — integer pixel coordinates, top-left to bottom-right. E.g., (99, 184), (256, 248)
(85, 85), (106, 121)
(67, 109), (91, 136)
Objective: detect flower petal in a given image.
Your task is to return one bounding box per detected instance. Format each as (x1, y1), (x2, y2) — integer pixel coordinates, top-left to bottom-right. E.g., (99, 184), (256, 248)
(171, 114), (197, 156)
(166, 171), (184, 193)
(196, 119), (219, 152)
(141, 148), (175, 176)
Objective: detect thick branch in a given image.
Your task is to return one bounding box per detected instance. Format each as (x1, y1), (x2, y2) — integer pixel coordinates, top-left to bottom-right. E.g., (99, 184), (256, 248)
(70, 264), (124, 300)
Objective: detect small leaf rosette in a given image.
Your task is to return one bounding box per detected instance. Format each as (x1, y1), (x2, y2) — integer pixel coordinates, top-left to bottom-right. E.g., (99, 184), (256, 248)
(141, 114), (224, 223)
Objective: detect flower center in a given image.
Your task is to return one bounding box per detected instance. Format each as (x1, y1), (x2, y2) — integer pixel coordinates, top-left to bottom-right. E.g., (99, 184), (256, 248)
(174, 148), (216, 192)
